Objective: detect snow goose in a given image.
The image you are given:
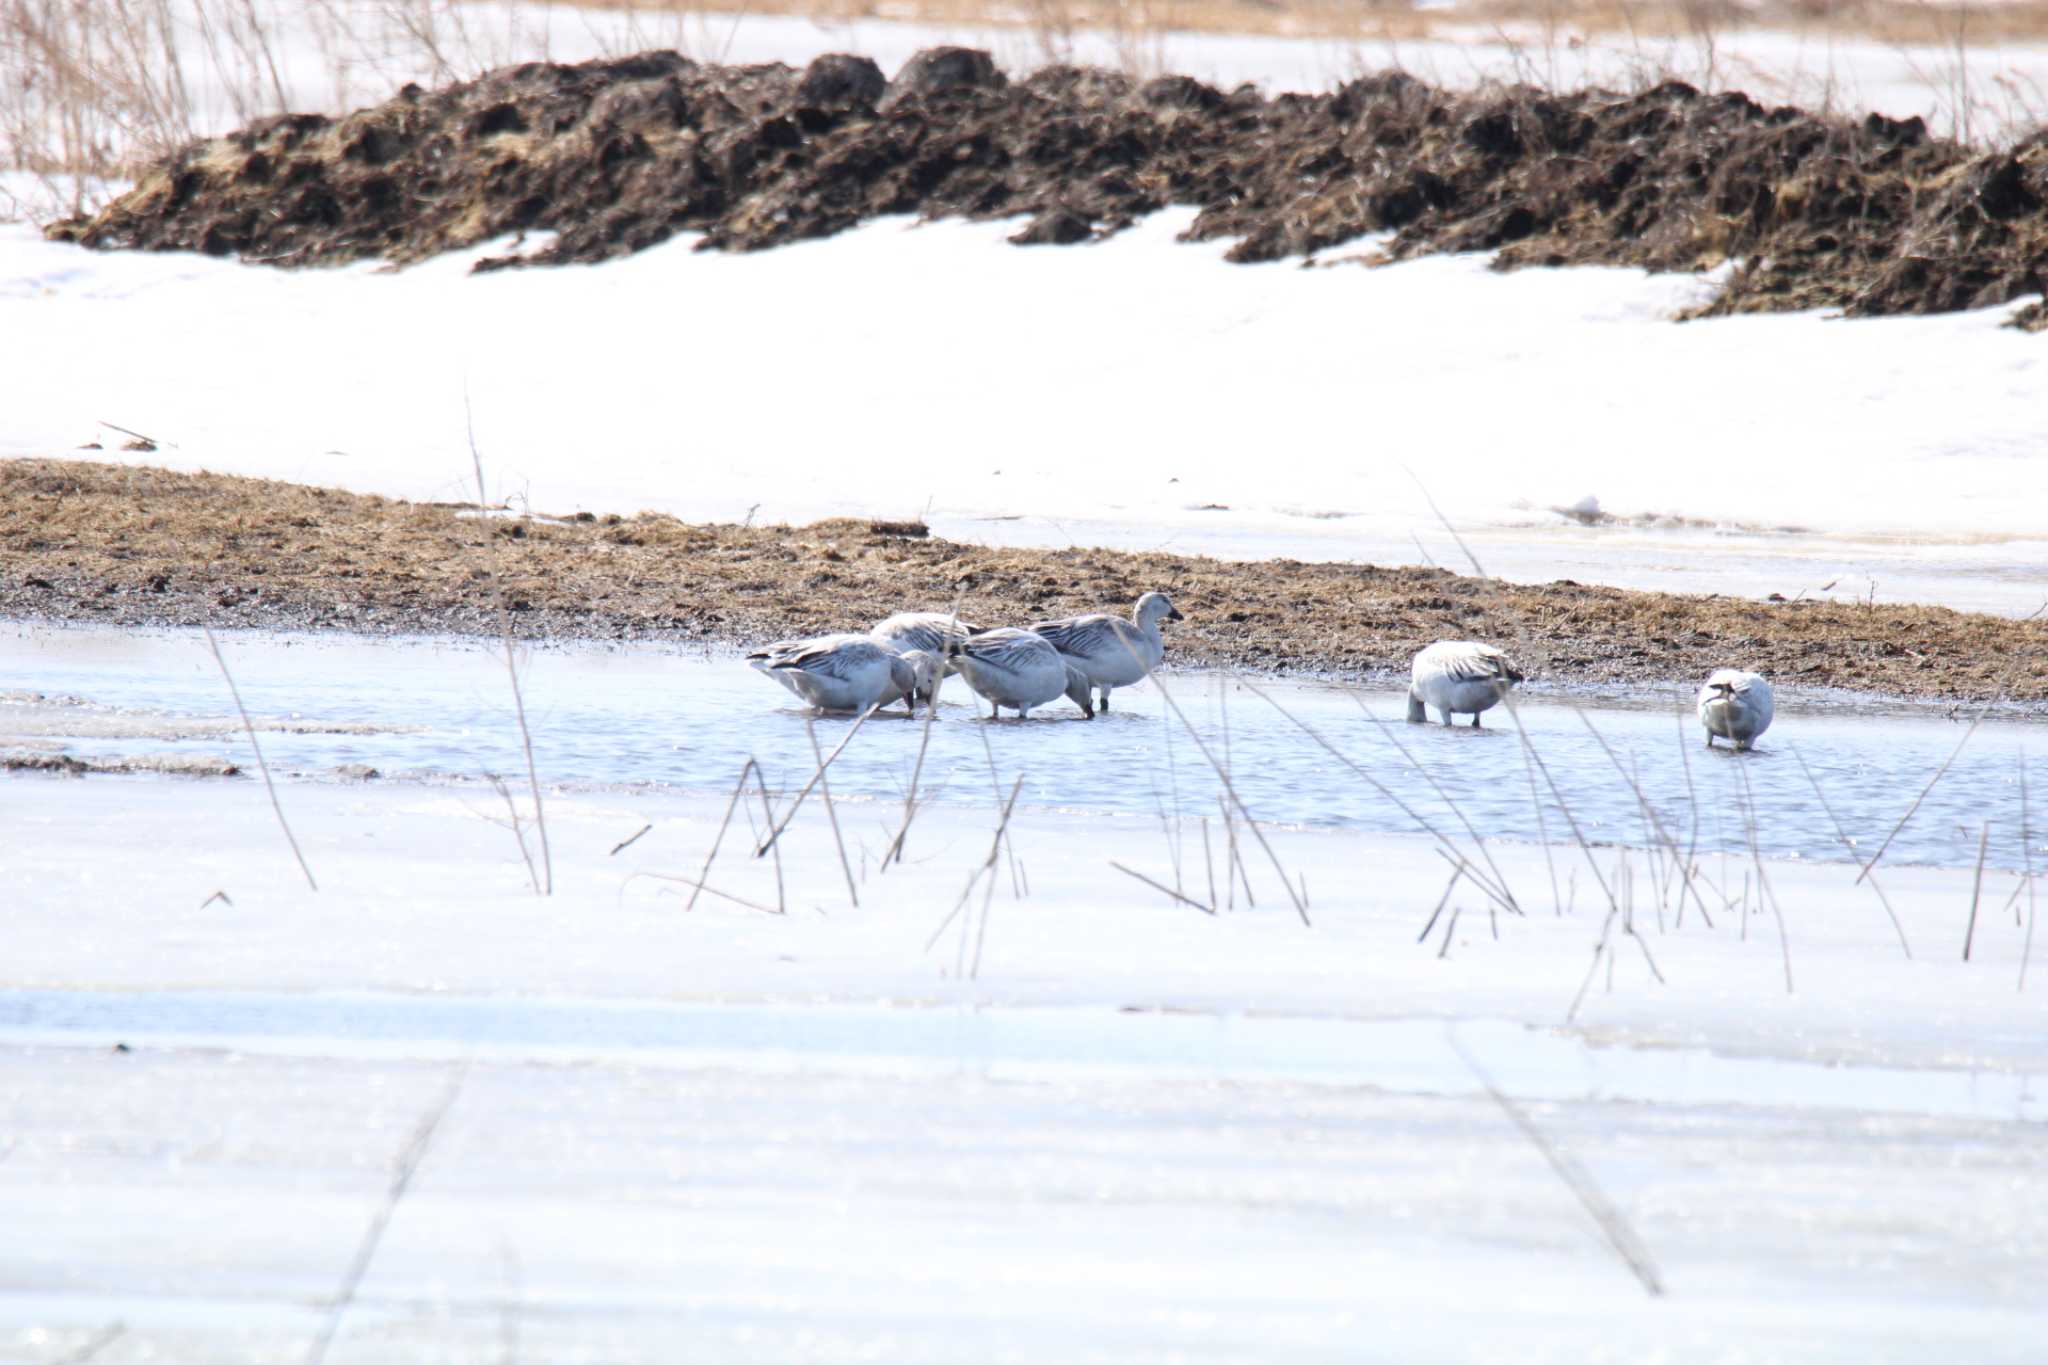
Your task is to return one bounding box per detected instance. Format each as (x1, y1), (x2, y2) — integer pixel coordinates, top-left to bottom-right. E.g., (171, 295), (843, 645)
(1406, 641), (1524, 726)
(869, 610), (984, 656)
(748, 633), (921, 715)
(1030, 591), (1184, 712)
(1697, 669), (1774, 750)
(949, 628), (1095, 719)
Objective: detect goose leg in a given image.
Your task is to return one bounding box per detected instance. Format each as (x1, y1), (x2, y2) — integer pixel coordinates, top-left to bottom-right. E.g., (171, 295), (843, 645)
(1440, 711), (1453, 727)
(1470, 714), (1482, 728)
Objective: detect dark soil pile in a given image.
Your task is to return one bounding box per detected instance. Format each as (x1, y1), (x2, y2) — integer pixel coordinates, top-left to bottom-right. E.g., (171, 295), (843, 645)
(5, 459), (2044, 703)
(42, 47), (2048, 322)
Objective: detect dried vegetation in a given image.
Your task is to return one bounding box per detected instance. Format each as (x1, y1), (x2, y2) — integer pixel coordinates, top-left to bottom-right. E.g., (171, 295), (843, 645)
(5, 459), (2044, 702)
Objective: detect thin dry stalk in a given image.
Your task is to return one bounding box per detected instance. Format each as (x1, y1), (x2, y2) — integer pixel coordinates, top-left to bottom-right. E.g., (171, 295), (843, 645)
(469, 398), (551, 895)
(1419, 862), (1463, 943)
(637, 871), (781, 915)
(1110, 860), (1218, 915)
(755, 702), (881, 856)
(306, 1063), (467, 1365)
(1858, 704), (1993, 884)
(749, 758), (785, 915)
(1499, 696), (1624, 924)
(1789, 745), (1910, 957)
(806, 714), (858, 907)
(1349, 693), (1523, 915)
(689, 758), (759, 912)
(1963, 821), (1990, 961)
(1735, 758), (1793, 994)
(882, 597), (963, 868)
(1200, 816), (1218, 913)
(608, 823), (652, 856)
(924, 776), (1026, 955)
(202, 625), (316, 891)
(1571, 706), (1713, 928)
(1244, 680), (1516, 915)
(485, 772), (541, 892)
(1403, 463), (1488, 578)
(1148, 671), (1308, 925)
(2022, 753), (2038, 991)
(1448, 1033), (1664, 1298)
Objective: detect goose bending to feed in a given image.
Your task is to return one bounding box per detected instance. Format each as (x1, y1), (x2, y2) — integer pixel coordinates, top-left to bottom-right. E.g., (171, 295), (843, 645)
(869, 611), (985, 656)
(1698, 669), (1773, 750)
(949, 628), (1095, 719)
(1030, 591), (1184, 712)
(747, 634), (931, 715)
(1406, 641), (1524, 727)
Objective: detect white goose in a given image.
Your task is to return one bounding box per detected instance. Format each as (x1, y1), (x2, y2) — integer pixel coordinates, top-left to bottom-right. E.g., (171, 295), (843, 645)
(1406, 640), (1524, 727)
(949, 628), (1095, 719)
(1031, 591), (1184, 712)
(1697, 669), (1774, 750)
(747, 634), (934, 715)
(869, 610), (984, 656)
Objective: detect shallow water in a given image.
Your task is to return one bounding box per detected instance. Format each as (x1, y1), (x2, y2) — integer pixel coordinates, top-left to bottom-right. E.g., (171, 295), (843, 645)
(3, 625), (2041, 872)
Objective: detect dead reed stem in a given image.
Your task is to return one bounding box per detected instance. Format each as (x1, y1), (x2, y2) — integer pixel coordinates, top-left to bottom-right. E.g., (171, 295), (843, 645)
(2022, 753), (2037, 991)
(1110, 860), (1218, 915)
(1857, 704), (1992, 884)
(201, 624), (317, 891)
(750, 757), (786, 915)
(1148, 670), (1309, 925)
(1243, 680), (1516, 915)
(1735, 758), (1793, 993)
(755, 702), (880, 856)
(1570, 705), (1713, 927)
(689, 758), (758, 912)
(1789, 745), (1910, 957)
(306, 1062), (467, 1365)
(1447, 1032), (1665, 1298)
(468, 396), (551, 895)
(1963, 821), (1990, 960)
(806, 714), (858, 907)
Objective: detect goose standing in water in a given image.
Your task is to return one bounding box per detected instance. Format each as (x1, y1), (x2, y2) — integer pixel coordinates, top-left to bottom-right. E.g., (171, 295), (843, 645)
(747, 634), (935, 715)
(1697, 669), (1774, 750)
(1406, 641), (1524, 727)
(1031, 591), (1184, 713)
(948, 628), (1095, 719)
(869, 610), (984, 656)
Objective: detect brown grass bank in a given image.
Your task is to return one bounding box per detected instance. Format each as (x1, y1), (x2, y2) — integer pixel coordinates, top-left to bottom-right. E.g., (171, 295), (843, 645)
(4, 459), (2043, 703)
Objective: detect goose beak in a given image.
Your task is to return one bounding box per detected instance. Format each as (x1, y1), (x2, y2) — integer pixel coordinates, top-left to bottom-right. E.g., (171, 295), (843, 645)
(1167, 607), (1185, 622)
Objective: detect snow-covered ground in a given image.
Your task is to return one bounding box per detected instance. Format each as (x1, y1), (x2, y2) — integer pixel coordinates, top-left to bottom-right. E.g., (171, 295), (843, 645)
(4, 773), (2046, 1362)
(7, 209), (2047, 614)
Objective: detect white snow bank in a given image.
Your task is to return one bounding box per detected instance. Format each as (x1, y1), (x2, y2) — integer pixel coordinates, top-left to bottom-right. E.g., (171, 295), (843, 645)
(7, 210), (2045, 612)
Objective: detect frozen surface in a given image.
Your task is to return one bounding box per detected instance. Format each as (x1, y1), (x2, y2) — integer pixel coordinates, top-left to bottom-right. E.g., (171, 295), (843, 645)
(3, 772), (2047, 1361)
(7, 210), (2047, 614)
(6, 625), (2045, 871)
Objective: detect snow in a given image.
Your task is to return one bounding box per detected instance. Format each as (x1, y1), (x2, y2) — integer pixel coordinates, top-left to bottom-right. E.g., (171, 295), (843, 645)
(6, 209), (2046, 614)
(3, 775), (2046, 1361)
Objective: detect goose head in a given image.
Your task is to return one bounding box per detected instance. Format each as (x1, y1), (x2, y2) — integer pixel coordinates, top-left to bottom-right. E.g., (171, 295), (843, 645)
(1063, 662), (1096, 718)
(899, 649), (943, 704)
(1136, 591), (1185, 627)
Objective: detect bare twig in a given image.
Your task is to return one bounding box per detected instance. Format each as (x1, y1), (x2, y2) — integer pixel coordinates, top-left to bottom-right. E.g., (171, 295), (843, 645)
(468, 395), (551, 895)
(804, 715), (859, 907)
(1963, 821), (1991, 961)
(1110, 860), (1218, 915)
(202, 625), (316, 891)
(1448, 1032), (1664, 1298)
(755, 703), (881, 856)
(690, 759), (758, 912)
(1790, 746), (1909, 957)
(306, 1063), (468, 1365)
(1858, 702), (1994, 884)
(608, 823), (653, 857)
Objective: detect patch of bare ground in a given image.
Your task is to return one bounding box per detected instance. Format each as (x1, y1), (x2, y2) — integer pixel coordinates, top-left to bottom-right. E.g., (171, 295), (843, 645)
(5, 459), (2043, 703)
(43, 49), (2048, 324)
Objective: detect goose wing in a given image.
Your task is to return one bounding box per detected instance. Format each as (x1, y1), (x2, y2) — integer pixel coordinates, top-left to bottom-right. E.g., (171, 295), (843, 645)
(1425, 642), (1519, 684)
(961, 627), (1053, 671)
(772, 635), (885, 680)
(1031, 613), (1127, 659)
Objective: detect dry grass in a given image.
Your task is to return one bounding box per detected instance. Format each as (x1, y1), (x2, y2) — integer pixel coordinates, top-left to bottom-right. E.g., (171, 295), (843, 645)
(4, 458), (2044, 703)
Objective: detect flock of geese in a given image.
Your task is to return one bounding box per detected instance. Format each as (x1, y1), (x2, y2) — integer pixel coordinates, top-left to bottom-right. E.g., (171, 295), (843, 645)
(749, 591), (1777, 750)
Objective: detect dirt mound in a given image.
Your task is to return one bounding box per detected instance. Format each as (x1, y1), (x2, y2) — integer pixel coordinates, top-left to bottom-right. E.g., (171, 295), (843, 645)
(45, 49), (2048, 322)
